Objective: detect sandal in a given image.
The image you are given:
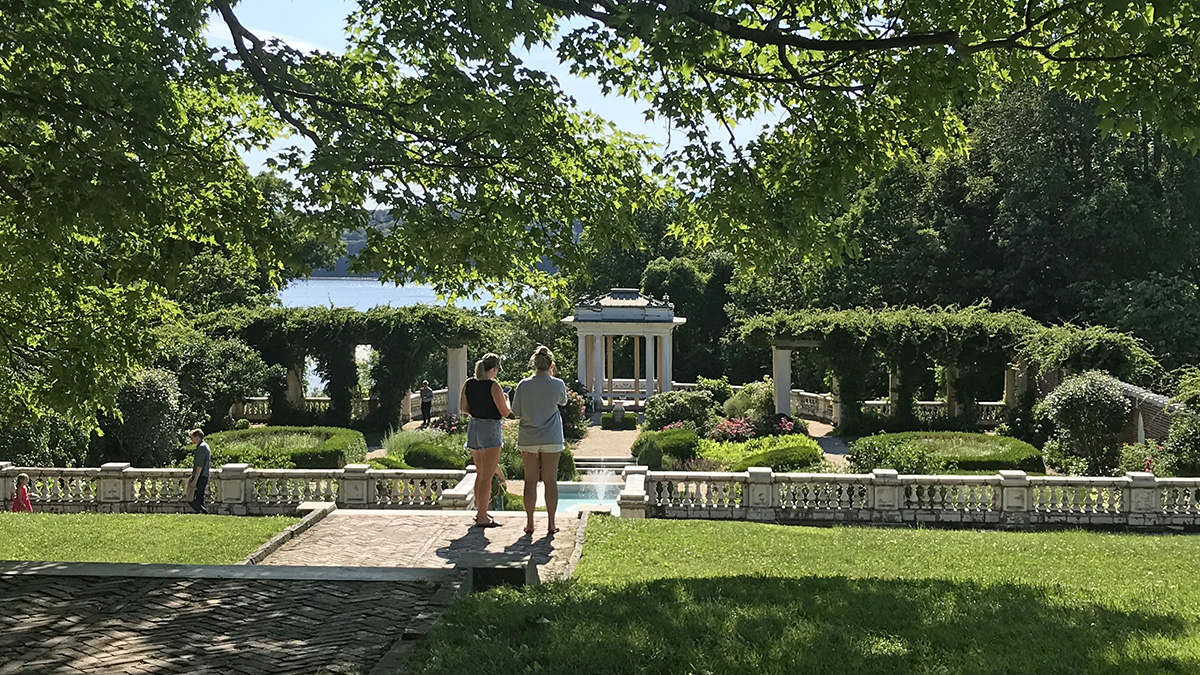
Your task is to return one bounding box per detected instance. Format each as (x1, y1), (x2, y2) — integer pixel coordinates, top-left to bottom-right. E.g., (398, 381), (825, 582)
(547, 527), (560, 535)
(473, 519), (503, 528)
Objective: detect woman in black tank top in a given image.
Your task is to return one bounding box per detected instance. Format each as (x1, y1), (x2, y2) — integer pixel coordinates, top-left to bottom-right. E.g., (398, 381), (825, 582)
(460, 353), (510, 527)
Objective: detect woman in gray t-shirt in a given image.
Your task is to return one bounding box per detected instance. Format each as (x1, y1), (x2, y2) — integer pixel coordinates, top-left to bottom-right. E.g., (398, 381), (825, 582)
(511, 345), (568, 535)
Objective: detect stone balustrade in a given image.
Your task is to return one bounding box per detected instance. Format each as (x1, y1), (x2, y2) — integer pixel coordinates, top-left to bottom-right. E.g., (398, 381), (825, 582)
(0, 462), (469, 515)
(617, 466), (1200, 530)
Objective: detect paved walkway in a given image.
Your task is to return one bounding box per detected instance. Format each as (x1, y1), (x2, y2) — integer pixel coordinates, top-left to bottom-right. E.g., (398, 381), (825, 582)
(262, 510), (581, 581)
(572, 428), (638, 458)
(0, 569), (456, 675)
(806, 420), (850, 468)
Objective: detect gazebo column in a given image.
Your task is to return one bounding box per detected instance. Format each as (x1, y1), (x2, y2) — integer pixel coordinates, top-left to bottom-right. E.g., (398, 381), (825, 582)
(633, 336), (641, 403)
(772, 346), (792, 416)
(662, 332), (674, 392)
(446, 345), (468, 415)
(605, 336), (615, 405)
(591, 334), (605, 406)
(644, 334), (656, 399)
(577, 333), (588, 389)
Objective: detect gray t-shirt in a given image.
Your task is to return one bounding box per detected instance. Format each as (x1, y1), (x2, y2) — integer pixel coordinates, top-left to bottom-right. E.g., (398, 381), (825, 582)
(511, 374), (568, 447)
(420, 386), (434, 402)
(193, 441), (212, 479)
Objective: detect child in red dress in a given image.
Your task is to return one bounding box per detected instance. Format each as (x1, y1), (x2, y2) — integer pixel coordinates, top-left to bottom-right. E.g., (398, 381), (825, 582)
(10, 473), (32, 512)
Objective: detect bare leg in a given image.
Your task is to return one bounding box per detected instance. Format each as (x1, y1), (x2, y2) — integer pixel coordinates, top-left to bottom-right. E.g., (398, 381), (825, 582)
(540, 452), (561, 532)
(521, 451), (540, 533)
(472, 447), (501, 525)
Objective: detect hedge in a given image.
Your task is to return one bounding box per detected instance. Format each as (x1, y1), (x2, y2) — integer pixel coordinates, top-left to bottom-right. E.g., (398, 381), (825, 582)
(849, 432), (1043, 473)
(404, 442), (467, 470)
(601, 413), (639, 430)
(729, 441), (823, 472)
(656, 429), (700, 461)
(195, 426), (368, 469)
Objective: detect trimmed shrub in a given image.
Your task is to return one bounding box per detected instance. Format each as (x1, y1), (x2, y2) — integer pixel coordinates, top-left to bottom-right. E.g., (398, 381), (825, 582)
(723, 379), (774, 420)
(561, 390), (589, 439)
(848, 436), (955, 474)
(96, 368), (185, 467)
(622, 415), (638, 430)
(405, 442), (467, 470)
(601, 413), (616, 430)
(369, 455), (412, 470)
(695, 375), (734, 405)
(1118, 442), (1176, 477)
(234, 418), (252, 431)
(1034, 371), (1130, 474)
(631, 430), (658, 459)
(644, 390), (717, 432)
(638, 439), (663, 470)
(1164, 415), (1200, 476)
(656, 429), (700, 462)
(730, 441), (823, 472)
(196, 426), (368, 469)
(558, 445), (578, 481)
(849, 432), (1043, 473)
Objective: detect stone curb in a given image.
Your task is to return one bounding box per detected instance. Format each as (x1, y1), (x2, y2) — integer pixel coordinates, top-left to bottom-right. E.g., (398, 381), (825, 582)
(561, 507), (597, 580)
(240, 501), (337, 565)
(0, 560), (457, 582)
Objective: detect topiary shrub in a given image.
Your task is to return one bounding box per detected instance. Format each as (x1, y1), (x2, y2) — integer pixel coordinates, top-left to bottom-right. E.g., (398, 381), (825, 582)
(638, 438), (663, 470)
(561, 390), (589, 439)
(369, 455), (412, 470)
(1034, 371), (1130, 474)
(234, 418), (252, 431)
(644, 390), (717, 432)
(729, 440), (823, 472)
(96, 368), (185, 467)
(404, 442), (467, 470)
(695, 375), (734, 405)
(621, 415), (638, 430)
(558, 445), (578, 481)
(1164, 415), (1200, 476)
(631, 430), (658, 459)
(600, 413), (616, 430)
(655, 429), (700, 462)
(723, 379), (775, 419)
(848, 436), (955, 474)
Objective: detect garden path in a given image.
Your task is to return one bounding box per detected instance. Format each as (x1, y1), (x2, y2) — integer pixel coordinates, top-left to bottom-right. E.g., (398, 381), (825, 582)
(572, 428), (638, 459)
(806, 420), (851, 469)
(262, 510), (580, 581)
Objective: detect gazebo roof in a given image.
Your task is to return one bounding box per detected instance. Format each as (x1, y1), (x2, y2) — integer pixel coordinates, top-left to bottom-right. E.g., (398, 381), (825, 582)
(563, 288), (685, 324)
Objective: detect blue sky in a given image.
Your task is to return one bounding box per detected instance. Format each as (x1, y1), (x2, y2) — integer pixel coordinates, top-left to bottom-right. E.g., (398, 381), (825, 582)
(204, 0), (674, 172)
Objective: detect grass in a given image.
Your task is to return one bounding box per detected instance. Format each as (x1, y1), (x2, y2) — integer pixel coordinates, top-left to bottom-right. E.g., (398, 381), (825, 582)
(0, 512), (299, 564)
(406, 518), (1200, 674)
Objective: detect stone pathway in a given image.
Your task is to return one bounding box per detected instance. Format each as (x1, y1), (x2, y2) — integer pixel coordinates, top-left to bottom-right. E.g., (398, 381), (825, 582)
(806, 420), (851, 469)
(0, 569), (456, 675)
(572, 428), (638, 459)
(262, 510), (581, 581)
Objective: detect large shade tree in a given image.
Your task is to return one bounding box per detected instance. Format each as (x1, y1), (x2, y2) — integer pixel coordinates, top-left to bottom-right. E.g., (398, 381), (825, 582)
(5, 0), (1200, 420)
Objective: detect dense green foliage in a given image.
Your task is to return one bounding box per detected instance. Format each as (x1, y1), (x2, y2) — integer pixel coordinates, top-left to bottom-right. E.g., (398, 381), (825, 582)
(1118, 442), (1177, 477)
(94, 368), (185, 467)
(404, 442), (468, 470)
(849, 432), (1043, 474)
(600, 412), (638, 430)
(1035, 372), (1131, 474)
(0, 414), (90, 467)
(1165, 416), (1200, 477)
(407, 518), (1200, 674)
(0, 513), (297, 564)
(643, 390), (717, 432)
(722, 379), (775, 419)
(727, 441), (824, 473)
(1019, 326), (1162, 388)
(695, 435), (821, 472)
(190, 426), (368, 469)
(655, 429), (701, 463)
(694, 376), (734, 405)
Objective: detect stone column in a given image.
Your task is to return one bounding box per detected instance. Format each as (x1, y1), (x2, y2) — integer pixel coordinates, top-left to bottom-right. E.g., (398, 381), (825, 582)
(218, 463), (250, 516)
(771, 346), (792, 416)
(944, 364), (960, 417)
(830, 377), (842, 426)
(591, 334), (605, 406)
(98, 462), (131, 512)
(577, 332), (588, 389)
(338, 464), (372, 507)
(1137, 409), (1146, 444)
(662, 332), (674, 392)
(888, 366), (901, 415)
(633, 336), (641, 403)
(1015, 360), (1031, 396)
(401, 392), (413, 423)
(605, 335), (614, 405)
(644, 335), (656, 400)
(286, 362), (305, 405)
(1004, 364), (1018, 407)
(446, 345), (468, 415)
(618, 466), (649, 519)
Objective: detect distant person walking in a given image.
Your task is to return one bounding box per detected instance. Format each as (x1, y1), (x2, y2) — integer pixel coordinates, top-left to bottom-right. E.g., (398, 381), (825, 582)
(460, 353), (509, 528)
(511, 346), (568, 535)
(420, 380), (434, 427)
(10, 473), (32, 513)
(187, 429), (211, 514)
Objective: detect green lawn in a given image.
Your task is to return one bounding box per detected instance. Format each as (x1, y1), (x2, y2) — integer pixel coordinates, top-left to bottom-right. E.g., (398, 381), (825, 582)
(0, 512), (299, 565)
(406, 518), (1200, 674)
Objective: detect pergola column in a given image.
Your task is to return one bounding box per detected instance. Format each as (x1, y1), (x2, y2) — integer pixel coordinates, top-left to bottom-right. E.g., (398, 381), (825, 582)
(888, 366), (901, 414)
(446, 345), (468, 415)
(644, 334), (656, 399)
(1004, 364), (1018, 407)
(772, 347), (792, 416)
(662, 332), (674, 392)
(591, 334), (605, 406)
(285, 361), (305, 405)
(944, 364), (960, 417)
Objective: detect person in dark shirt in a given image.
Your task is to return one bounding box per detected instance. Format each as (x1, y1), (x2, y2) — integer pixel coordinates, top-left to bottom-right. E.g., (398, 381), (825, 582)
(420, 380), (434, 427)
(459, 353), (510, 528)
(187, 429), (211, 514)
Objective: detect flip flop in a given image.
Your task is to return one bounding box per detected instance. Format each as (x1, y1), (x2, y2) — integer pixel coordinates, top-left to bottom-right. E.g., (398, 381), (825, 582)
(524, 527), (535, 534)
(547, 527), (560, 535)
(474, 520), (503, 528)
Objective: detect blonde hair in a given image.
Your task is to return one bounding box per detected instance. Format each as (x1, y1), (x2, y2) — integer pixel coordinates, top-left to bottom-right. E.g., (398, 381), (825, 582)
(16, 473), (29, 486)
(530, 345), (553, 372)
(474, 353), (501, 379)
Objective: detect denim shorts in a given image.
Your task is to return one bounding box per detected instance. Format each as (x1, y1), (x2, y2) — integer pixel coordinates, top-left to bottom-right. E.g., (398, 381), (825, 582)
(466, 418), (503, 449)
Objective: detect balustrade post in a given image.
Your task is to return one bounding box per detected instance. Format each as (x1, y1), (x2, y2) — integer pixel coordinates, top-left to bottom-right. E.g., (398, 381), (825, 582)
(1124, 472), (1160, 529)
(218, 463), (250, 516)
(618, 466), (649, 519)
(0, 462), (13, 506)
(98, 462), (131, 513)
(871, 469), (902, 524)
(442, 466), (477, 509)
(746, 467), (777, 522)
(998, 470), (1031, 528)
(338, 464), (372, 507)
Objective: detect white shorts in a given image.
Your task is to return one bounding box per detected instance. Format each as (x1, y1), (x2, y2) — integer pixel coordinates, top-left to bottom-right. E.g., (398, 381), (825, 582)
(519, 444), (563, 454)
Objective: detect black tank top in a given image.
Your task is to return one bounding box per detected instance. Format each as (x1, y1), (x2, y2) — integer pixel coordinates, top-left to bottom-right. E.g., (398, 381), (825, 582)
(464, 379), (502, 419)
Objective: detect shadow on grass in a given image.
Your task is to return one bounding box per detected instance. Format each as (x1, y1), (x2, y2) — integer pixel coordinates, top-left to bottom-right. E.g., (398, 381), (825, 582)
(408, 575), (1196, 675)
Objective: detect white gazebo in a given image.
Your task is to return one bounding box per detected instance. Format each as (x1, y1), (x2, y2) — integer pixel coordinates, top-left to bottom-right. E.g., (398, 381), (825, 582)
(562, 288), (686, 408)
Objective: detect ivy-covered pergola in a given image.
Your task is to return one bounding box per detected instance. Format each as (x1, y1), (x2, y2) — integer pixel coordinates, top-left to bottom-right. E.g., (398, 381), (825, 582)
(204, 305), (486, 428)
(741, 307), (1162, 429)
